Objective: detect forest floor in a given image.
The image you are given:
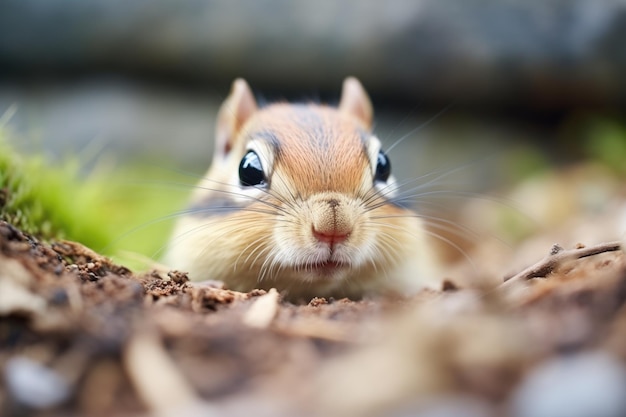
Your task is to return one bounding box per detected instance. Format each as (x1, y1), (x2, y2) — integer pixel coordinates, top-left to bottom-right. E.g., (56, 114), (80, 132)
(2, 165), (626, 417)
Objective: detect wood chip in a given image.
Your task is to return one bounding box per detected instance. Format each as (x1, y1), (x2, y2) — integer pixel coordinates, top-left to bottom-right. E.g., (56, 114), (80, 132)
(124, 331), (201, 413)
(0, 274), (46, 315)
(243, 288), (280, 328)
(274, 318), (360, 343)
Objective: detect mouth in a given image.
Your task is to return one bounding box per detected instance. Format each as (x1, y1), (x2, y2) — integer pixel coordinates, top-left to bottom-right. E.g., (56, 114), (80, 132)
(297, 261), (348, 275)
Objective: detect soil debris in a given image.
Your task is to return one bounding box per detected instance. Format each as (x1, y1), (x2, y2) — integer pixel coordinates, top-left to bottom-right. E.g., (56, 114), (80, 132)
(2, 213), (626, 416)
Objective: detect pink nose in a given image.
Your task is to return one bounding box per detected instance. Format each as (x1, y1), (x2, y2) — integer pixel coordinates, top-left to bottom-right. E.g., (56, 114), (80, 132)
(312, 227), (350, 245)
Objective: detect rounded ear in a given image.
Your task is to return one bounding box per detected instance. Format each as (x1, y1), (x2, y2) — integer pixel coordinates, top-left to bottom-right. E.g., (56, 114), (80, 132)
(338, 77), (373, 128)
(214, 79), (258, 161)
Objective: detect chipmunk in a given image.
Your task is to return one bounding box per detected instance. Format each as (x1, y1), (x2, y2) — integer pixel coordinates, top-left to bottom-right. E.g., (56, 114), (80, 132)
(164, 78), (441, 300)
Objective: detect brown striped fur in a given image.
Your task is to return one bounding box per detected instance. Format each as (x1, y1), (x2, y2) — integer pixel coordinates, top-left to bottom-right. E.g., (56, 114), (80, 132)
(164, 78), (441, 300)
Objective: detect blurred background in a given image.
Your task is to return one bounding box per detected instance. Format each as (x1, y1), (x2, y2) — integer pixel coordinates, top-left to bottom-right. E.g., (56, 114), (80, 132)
(0, 0), (624, 269)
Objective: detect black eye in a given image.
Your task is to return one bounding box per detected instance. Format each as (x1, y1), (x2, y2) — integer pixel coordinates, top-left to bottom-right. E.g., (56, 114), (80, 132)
(239, 150), (266, 187)
(374, 150), (391, 183)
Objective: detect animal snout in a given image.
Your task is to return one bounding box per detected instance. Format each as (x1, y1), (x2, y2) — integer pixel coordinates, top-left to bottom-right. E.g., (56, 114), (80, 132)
(312, 226), (350, 245)
(310, 195), (354, 247)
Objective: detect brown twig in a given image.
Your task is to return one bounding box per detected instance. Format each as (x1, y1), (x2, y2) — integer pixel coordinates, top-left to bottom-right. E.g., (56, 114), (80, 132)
(503, 241), (622, 286)
(124, 331), (204, 414)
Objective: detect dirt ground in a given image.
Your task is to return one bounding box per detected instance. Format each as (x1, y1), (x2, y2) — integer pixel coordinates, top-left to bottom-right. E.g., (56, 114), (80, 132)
(2, 168), (626, 416)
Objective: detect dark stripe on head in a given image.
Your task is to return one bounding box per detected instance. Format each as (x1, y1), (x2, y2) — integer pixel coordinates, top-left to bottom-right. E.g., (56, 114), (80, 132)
(252, 130), (281, 155)
(288, 105), (329, 148)
(358, 129), (371, 158)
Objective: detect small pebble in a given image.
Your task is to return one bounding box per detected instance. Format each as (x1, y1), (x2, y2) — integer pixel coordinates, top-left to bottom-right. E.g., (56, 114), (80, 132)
(510, 351), (626, 417)
(5, 357), (71, 409)
(48, 288), (69, 305)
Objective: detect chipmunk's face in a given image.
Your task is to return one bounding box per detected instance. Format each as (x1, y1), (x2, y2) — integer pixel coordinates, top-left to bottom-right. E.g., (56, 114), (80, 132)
(229, 104), (403, 286)
(169, 78), (431, 298)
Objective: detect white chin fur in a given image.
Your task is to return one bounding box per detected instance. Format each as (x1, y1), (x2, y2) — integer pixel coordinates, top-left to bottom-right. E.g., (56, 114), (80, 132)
(269, 240), (380, 282)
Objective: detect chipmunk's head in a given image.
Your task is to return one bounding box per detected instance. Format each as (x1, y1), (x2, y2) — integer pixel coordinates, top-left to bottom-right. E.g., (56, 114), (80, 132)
(172, 78), (433, 299)
(212, 76), (386, 191)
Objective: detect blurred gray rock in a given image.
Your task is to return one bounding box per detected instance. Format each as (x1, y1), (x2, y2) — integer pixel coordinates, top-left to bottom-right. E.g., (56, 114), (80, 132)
(0, 80), (219, 166)
(5, 357), (72, 409)
(510, 351), (626, 417)
(0, 0), (625, 108)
